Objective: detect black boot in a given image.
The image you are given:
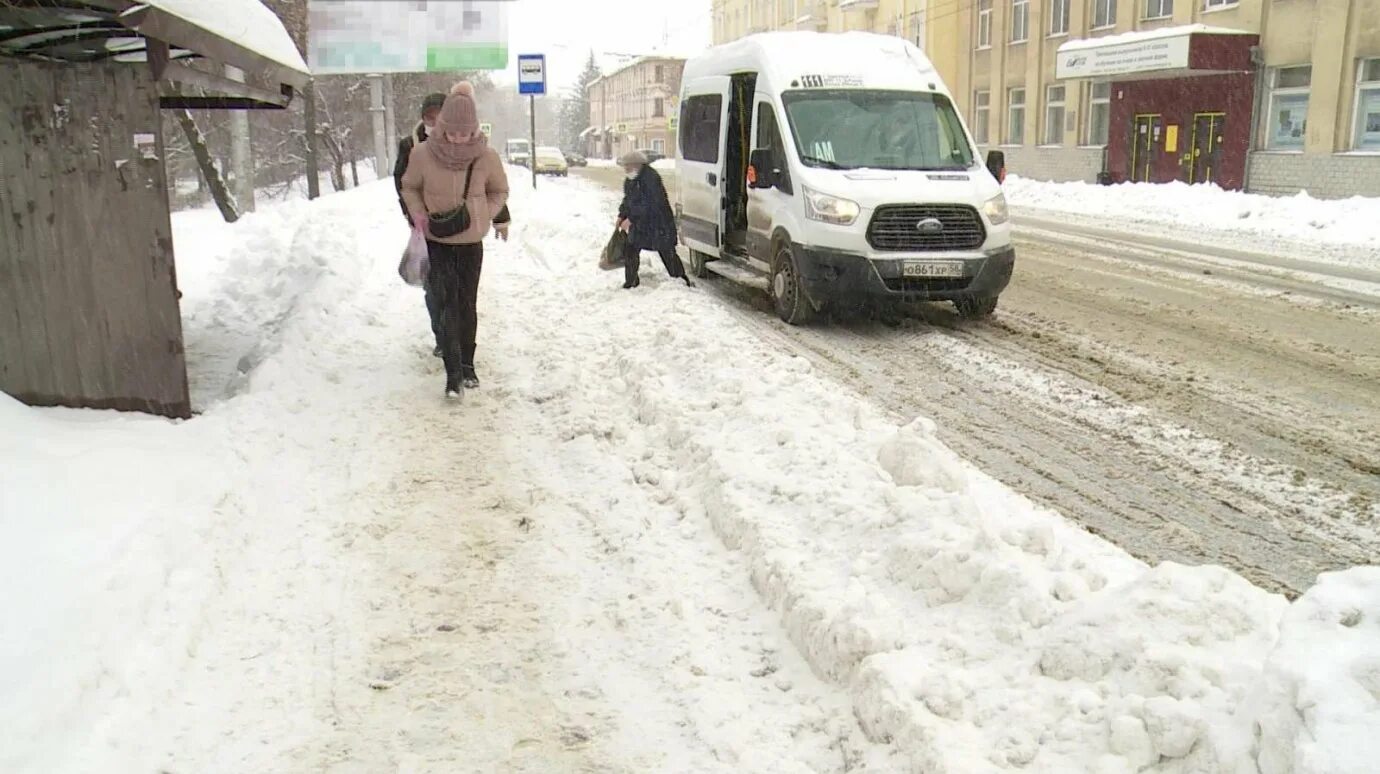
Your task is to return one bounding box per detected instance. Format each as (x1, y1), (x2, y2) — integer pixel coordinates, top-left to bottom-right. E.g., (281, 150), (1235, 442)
(445, 375), (463, 401)
(432, 345), (443, 358)
(622, 277), (640, 289)
(461, 365), (479, 390)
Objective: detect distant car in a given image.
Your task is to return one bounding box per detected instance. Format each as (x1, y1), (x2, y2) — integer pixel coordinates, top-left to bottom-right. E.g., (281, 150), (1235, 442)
(564, 151), (588, 167)
(533, 146), (569, 176)
(638, 148), (666, 164)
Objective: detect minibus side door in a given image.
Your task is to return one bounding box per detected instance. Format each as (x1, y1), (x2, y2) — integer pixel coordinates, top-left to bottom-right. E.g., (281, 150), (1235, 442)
(677, 76), (731, 255)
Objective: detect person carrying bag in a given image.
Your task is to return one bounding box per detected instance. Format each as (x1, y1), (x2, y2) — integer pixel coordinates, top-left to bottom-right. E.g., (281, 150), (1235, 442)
(400, 81), (510, 400)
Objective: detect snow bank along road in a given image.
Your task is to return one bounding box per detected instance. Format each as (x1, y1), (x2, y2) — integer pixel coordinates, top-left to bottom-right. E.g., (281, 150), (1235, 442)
(576, 165), (1380, 597)
(3, 172), (1378, 773)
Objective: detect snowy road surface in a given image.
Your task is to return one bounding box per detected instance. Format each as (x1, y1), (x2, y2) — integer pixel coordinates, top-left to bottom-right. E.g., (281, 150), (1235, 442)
(3, 172), (1378, 773)
(576, 165), (1380, 596)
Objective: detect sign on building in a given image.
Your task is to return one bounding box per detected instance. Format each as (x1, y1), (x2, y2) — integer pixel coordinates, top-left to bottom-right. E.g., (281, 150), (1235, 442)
(517, 53), (546, 95)
(1056, 32), (1191, 80)
(307, 0), (509, 74)
(479, 122), (492, 135)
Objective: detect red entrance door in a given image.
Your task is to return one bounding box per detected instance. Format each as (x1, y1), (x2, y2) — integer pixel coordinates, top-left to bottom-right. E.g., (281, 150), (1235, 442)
(1189, 112), (1226, 185)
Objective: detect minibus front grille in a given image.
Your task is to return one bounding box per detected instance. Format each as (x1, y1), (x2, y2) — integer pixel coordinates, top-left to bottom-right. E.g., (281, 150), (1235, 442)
(866, 204), (986, 251)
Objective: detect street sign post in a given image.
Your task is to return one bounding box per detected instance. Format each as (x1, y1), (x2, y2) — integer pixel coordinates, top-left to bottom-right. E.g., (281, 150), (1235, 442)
(518, 54), (546, 189)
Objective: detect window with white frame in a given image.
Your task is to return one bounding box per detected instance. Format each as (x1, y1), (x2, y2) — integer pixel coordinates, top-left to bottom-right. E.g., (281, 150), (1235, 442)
(1093, 0), (1117, 28)
(977, 0), (992, 48)
(1010, 0), (1029, 42)
(1203, 0), (1237, 8)
(974, 90), (991, 144)
(1267, 65), (1311, 149)
(1007, 87), (1026, 144)
(910, 11), (926, 49)
(1086, 82), (1111, 145)
(1354, 58), (1380, 150)
(1049, 0), (1070, 35)
(1044, 85), (1066, 144)
(1144, 0), (1173, 18)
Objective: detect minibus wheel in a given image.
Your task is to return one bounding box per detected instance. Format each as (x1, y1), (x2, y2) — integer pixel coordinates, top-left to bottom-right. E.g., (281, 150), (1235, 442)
(771, 243), (815, 325)
(685, 249), (708, 278)
(954, 296), (999, 319)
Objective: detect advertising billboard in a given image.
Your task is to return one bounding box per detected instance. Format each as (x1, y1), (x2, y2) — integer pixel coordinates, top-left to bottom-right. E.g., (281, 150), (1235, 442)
(307, 0), (510, 74)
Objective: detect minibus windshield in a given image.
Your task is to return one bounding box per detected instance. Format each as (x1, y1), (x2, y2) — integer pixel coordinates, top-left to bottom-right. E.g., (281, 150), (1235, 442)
(782, 90), (975, 172)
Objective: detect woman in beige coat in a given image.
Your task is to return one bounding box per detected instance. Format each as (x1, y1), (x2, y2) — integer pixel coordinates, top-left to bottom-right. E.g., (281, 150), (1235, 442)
(401, 82), (509, 399)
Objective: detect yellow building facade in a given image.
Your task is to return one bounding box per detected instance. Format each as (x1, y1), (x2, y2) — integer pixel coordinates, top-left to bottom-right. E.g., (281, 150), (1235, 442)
(710, 0), (1380, 197)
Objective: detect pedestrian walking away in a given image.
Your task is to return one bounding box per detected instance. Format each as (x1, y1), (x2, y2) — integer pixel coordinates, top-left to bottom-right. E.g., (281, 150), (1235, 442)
(400, 81), (510, 400)
(616, 150), (692, 290)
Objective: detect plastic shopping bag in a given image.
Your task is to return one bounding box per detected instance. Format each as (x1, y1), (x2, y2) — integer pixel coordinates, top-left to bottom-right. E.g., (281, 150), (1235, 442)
(398, 228), (429, 287)
(599, 227), (627, 271)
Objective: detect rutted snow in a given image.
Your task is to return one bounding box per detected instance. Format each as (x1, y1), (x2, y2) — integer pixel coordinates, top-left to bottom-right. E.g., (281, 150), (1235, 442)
(2, 172), (1376, 773)
(1005, 175), (1380, 271)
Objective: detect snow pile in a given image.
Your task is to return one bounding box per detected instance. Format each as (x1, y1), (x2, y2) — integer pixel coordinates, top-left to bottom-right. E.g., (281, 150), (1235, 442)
(0, 394), (230, 773)
(1004, 174), (1380, 266)
(1255, 568), (1380, 774)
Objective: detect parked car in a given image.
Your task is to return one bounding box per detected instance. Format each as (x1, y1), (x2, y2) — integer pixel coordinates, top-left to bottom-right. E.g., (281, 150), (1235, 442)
(533, 146), (569, 176)
(638, 148), (666, 164)
(564, 151), (588, 167)
(676, 32), (1013, 323)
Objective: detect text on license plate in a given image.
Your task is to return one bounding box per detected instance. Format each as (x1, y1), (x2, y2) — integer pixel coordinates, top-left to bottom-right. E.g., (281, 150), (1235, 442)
(902, 261), (965, 278)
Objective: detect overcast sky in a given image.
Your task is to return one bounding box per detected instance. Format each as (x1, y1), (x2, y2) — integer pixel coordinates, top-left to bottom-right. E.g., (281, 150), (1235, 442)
(499, 0), (711, 92)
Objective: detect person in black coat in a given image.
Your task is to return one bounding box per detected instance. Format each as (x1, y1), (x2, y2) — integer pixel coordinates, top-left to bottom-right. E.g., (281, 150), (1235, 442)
(616, 151), (691, 289)
(394, 92), (511, 356)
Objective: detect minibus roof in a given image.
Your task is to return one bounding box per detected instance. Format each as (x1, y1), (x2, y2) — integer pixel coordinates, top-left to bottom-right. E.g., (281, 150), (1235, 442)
(682, 31), (949, 98)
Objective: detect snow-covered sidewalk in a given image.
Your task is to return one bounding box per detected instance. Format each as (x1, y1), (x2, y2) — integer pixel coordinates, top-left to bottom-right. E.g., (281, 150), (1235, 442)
(3, 173), (1378, 773)
(1003, 175), (1380, 272)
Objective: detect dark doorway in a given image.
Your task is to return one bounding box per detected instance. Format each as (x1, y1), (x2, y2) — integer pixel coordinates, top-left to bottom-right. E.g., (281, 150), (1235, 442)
(1129, 114), (1162, 183)
(1190, 112), (1226, 185)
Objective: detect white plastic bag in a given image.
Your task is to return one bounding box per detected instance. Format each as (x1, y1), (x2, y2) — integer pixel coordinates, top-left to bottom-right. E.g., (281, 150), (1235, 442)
(398, 228), (429, 287)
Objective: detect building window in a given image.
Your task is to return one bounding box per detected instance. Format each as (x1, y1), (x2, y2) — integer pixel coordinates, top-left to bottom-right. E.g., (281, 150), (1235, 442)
(1049, 0), (1070, 35)
(1144, 0), (1173, 18)
(1353, 59), (1380, 151)
(1093, 0), (1117, 28)
(1010, 0), (1029, 42)
(910, 11), (926, 49)
(1203, 0), (1237, 8)
(977, 0), (992, 48)
(653, 97), (665, 118)
(651, 138), (666, 155)
(974, 90), (991, 144)
(680, 94), (723, 163)
(1007, 87), (1026, 144)
(654, 64), (664, 82)
(1267, 65), (1311, 150)
(1087, 82), (1111, 145)
(1044, 85), (1066, 144)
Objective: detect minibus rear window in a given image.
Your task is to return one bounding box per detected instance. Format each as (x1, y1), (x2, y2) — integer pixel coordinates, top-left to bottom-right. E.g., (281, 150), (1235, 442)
(782, 90), (976, 172)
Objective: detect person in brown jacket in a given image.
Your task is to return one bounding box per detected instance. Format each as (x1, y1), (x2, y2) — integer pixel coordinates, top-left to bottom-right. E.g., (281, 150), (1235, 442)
(401, 81), (509, 399)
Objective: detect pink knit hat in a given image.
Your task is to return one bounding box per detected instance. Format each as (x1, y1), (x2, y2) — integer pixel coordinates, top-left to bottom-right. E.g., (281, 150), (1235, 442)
(436, 81), (478, 135)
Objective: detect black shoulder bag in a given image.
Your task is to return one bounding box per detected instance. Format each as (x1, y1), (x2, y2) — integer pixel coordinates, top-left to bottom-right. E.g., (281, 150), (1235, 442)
(427, 158), (479, 239)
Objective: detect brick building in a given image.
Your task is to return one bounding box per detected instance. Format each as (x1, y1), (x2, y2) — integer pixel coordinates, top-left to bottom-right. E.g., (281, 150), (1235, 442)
(585, 56), (686, 160)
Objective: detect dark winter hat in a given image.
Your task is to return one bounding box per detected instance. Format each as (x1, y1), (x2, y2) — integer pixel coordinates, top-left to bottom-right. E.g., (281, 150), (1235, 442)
(420, 92), (446, 116)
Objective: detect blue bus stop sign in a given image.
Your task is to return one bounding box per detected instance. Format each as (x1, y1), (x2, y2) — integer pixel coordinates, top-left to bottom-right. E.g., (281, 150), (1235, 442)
(518, 54), (546, 95)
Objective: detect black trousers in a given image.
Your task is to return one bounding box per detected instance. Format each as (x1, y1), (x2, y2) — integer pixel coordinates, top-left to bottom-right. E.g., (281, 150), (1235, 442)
(424, 283), (442, 349)
(623, 241), (686, 285)
(424, 240), (483, 379)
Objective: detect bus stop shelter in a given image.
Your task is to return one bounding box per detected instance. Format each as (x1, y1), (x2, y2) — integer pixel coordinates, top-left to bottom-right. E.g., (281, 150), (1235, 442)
(0, 0), (309, 418)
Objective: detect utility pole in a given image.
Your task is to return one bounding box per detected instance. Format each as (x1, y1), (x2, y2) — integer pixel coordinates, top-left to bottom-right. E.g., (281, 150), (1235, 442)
(225, 65), (255, 213)
(304, 78), (320, 199)
(382, 74), (397, 171)
(368, 73), (387, 181)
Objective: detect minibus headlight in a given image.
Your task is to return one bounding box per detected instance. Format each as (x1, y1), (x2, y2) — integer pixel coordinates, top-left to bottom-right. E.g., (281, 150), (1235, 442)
(983, 193), (1010, 226)
(803, 187), (861, 226)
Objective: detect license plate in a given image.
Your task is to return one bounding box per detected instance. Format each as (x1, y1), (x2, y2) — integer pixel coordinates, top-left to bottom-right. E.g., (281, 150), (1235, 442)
(902, 261), (965, 278)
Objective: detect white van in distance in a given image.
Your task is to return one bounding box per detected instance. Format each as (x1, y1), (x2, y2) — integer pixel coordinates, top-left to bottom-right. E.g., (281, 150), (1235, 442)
(675, 32), (1014, 323)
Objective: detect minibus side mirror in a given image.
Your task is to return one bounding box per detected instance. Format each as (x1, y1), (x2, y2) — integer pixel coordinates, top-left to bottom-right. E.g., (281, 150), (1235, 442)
(748, 148), (778, 189)
(985, 150), (1006, 184)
